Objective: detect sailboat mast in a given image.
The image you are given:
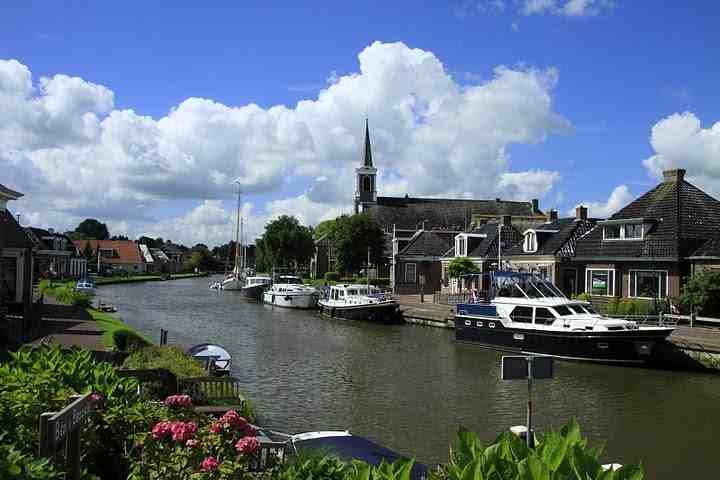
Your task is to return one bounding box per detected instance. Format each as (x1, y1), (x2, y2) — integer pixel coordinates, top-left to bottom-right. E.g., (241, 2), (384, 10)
(234, 183), (241, 273)
(240, 218), (245, 270)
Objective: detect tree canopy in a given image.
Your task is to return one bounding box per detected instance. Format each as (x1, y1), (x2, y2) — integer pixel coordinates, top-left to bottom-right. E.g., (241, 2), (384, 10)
(679, 270), (720, 316)
(448, 256), (477, 278)
(325, 213), (387, 275)
(67, 218), (110, 240)
(255, 215), (314, 272)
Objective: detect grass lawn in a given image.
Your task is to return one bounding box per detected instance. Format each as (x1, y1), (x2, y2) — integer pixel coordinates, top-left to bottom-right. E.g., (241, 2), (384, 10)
(86, 308), (153, 349)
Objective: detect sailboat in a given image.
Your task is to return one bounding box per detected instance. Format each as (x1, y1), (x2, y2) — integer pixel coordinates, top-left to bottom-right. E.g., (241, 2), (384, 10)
(221, 185), (245, 291)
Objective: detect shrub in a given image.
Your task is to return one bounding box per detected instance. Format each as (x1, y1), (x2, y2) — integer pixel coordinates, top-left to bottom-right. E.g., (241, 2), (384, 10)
(679, 270), (720, 317)
(113, 329), (151, 352)
(339, 277), (358, 283)
(324, 271), (341, 282)
(571, 292), (592, 302)
(448, 257), (477, 278)
(122, 346), (208, 379)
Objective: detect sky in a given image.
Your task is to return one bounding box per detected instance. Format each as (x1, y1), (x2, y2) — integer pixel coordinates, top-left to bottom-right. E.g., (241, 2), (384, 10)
(2, 1), (719, 247)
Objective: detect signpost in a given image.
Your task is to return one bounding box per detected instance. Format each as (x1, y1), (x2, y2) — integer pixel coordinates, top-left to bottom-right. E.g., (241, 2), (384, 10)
(501, 355), (554, 448)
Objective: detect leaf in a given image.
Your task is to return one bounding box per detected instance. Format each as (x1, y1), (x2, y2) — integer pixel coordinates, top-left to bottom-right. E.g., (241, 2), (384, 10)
(538, 432), (568, 471)
(517, 456), (551, 480)
(560, 418), (582, 446)
(613, 464), (644, 480)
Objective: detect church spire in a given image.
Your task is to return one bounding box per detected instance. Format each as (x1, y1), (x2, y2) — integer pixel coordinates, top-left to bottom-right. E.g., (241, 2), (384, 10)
(363, 118), (373, 167)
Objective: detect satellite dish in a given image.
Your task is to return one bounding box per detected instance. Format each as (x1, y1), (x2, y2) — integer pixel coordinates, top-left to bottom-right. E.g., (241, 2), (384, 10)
(187, 343), (232, 375)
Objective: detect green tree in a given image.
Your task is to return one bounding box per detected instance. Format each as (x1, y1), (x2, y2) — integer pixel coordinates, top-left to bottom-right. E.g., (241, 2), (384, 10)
(137, 236), (158, 248)
(73, 218), (110, 240)
(328, 213), (386, 275)
(81, 241), (94, 259)
(257, 215), (314, 270)
(679, 270), (720, 316)
(185, 247), (218, 272)
(448, 256), (477, 278)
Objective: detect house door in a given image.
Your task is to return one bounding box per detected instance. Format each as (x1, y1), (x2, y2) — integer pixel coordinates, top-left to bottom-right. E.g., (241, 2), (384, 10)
(562, 269), (577, 297)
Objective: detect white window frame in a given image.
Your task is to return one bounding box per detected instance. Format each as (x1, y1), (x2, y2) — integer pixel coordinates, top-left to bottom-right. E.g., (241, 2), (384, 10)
(586, 268), (615, 297)
(405, 263), (417, 284)
(523, 231), (537, 253)
(602, 224), (645, 241)
(455, 235), (466, 257)
(628, 269), (669, 299)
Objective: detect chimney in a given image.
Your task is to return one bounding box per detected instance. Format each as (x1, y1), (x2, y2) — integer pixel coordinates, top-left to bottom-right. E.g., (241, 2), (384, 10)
(501, 215), (512, 226)
(575, 205), (588, 221)
(531, 198), (539, 213)
(663, 169), (686, 183)
(547, 210), (558, 222)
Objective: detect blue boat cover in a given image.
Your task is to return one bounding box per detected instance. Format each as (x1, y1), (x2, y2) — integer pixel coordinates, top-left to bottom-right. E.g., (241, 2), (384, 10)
(294, 435), (428, 480)
(456, 303), (497, 316)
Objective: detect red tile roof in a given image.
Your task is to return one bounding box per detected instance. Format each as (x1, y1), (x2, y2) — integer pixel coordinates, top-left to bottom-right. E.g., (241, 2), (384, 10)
(73, 240), (144, 264)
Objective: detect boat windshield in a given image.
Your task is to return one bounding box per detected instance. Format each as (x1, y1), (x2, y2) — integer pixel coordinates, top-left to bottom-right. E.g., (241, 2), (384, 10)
(495, 274), (566, 299)
(279, 276), (302, 284)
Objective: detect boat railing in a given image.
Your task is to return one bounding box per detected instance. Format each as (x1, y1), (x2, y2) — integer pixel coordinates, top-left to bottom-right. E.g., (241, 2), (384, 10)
(604, 314), (678, 327)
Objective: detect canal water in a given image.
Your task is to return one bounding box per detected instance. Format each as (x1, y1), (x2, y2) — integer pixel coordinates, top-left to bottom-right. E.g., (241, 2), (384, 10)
(99, 277), (719, 479)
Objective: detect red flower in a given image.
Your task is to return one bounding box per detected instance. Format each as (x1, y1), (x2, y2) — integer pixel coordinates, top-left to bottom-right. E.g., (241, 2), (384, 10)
(221, 410), (248, 431)
(200, 456), (220, 471)
(170, 421), (197, 442)
(210, 421), (224, 434)
(151, 421), (172, 440)
(243, 425), (258, 437)
(235, 436), (260, 455)
(164, 394), (193, 407)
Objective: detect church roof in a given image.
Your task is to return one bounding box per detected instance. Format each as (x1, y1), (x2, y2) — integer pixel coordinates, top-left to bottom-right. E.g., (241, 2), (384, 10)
(363, 119), (373, 167)
(367, 196), (541, 231)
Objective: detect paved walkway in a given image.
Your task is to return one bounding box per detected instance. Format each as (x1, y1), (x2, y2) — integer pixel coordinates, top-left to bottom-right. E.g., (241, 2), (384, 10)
(670, 326), (720, 353)
(29, 298), (107, 351)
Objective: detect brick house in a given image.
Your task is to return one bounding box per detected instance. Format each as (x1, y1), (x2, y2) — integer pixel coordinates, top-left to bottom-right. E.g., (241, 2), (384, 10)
(26, 227), (87, 280)
(74, 240), (147, 274)
(505, 206), (596, 296)
(393, 229), (461, 294)
(1, 184), (34, 311)
(439, 216), (522, 294)
(688, 238), (720, 275)
(573, 169), (720, 303)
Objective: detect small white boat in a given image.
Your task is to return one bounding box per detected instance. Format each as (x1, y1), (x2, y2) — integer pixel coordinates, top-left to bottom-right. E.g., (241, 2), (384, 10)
(318, 284), (400, 323)
(263, 275), (318, 309)
(187, 343), (232, 375)
(75, 278), (96, 296)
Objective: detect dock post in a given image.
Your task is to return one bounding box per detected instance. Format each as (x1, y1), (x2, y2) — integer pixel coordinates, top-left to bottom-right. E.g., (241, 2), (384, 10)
(691, 312), (696, 328)
(659, 311), (664, 327)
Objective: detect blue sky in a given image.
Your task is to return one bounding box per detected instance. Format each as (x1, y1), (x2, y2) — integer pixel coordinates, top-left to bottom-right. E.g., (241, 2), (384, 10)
(2, 1), (719, 246)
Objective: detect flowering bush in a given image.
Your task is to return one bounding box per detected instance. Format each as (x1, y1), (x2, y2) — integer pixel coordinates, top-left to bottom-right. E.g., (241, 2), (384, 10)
(164, 394), (194, 408)
(129, 410), (262, 480)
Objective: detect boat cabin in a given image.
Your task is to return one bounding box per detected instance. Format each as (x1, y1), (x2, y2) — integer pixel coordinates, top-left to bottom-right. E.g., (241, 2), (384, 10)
(328, 284), (378, 300)
(275, 275), (303, 285)
(246, 276), (271, 287)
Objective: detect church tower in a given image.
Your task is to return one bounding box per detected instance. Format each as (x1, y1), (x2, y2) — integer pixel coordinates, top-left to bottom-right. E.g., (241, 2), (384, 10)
(354, 119), (378, 214)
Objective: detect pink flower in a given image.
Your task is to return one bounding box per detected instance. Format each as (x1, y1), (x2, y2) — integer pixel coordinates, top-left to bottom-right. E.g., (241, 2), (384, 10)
(151, 421), (172, 440)
(185, 439), (199, 448)
(200, 456), (220, 471)
(170, 421), (197, 442)
(163, 394), (193, 407)
(243, 425), (258, 437)
(210, 421), (224, 434)
(235, 436), (260, 455)
(221, 410), (248, 431)
(90, 393), (104, 405)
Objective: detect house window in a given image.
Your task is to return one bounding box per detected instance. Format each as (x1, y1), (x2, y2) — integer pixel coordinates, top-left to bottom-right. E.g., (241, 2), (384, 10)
(586, 269), (614, 296)
(523, 232), (537, 253)
(625, 224), (643, 239)
(456, 236), (466, 257)
(510, 306), (533, 323)
(405, 263), (417, 283)
(629, 270), (668, 298)
(603, 225), (621, 239)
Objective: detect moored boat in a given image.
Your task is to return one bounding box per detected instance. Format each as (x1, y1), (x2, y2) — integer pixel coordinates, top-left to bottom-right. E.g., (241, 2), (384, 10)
(75, 278), (96, 296)
(318, 284), (401, 323)
(263, 275), (318, 309)
(241, 276), (272, 301)
(454, 272), (674, 364)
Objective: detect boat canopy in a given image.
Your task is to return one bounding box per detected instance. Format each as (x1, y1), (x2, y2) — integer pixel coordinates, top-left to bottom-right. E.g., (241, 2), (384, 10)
(464, 271), (567, 300)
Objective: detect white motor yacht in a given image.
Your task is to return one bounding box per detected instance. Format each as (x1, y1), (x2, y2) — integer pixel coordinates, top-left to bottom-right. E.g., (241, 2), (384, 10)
(263, 275), (318, 309)
(318, 284), (400, 323)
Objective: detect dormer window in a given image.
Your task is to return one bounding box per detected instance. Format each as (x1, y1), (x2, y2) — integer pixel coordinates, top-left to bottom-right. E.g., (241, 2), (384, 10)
(523, 231), (538, 253)
(456, 235), (466, 257)
(601, 219), (648, 241)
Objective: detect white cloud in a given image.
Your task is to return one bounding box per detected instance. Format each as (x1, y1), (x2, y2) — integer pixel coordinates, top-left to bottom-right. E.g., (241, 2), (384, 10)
(2, 42), (571, 245)
(569, 184), (634, 218)
(520, 0), (615, 17)
(643, 112), (720, 196)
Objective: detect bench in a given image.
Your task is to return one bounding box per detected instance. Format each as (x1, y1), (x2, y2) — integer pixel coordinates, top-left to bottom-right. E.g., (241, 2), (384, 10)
(178, 376), (249, 415)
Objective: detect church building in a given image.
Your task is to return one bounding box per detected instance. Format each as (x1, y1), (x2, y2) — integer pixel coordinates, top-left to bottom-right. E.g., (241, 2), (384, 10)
(352, 121), (548, 293)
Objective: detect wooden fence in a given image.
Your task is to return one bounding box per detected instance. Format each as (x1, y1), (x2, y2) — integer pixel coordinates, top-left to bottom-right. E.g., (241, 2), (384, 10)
(38, 393), (95, 480)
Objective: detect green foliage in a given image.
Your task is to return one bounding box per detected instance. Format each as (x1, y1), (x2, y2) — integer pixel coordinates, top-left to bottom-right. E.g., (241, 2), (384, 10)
(327, 213), (387, 275)
(325, 271), (341, 282)
(113, 329), (151, 352)
(571, 292), (592, 302)
(73, 218), (110, 240)
(679, 270), (720, 316)
(437, 419), (643, 480)
(256, 215), (315, 271)
(605, 298), (662, 316)
(185, 246), (220, 272)
(122, 346), (209, 379)
(38, 280), (92, 307)
(0, 435), (63, 480)
(274, 450), (350, 480)
(447, 257), (477, 279)
(369, 277), (390, 288)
